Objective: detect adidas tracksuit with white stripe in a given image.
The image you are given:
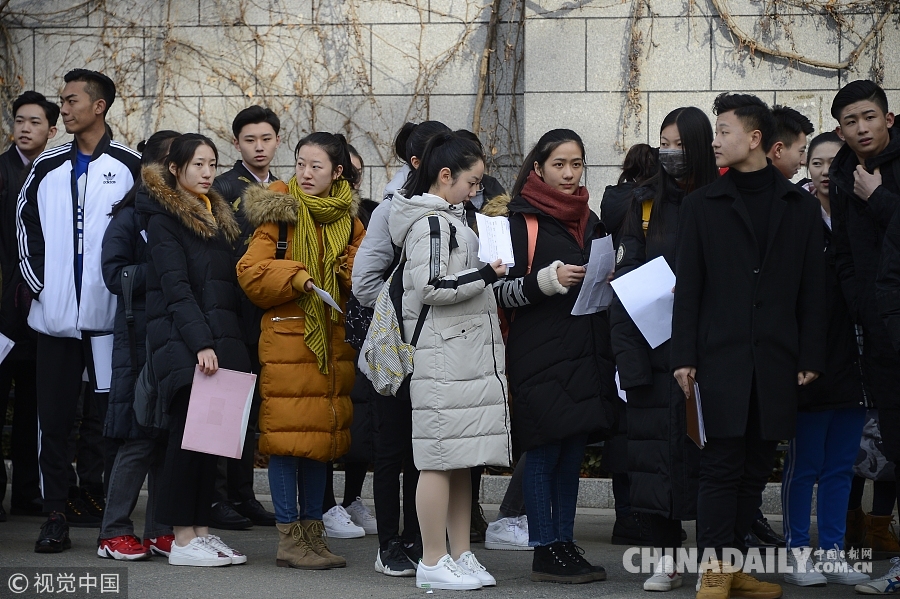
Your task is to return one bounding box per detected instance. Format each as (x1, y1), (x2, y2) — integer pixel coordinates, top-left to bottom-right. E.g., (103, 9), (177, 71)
(16, 134), (139, 513)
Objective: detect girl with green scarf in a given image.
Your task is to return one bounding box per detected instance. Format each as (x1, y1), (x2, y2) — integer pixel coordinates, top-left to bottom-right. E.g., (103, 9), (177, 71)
(238, 132), (365, 570)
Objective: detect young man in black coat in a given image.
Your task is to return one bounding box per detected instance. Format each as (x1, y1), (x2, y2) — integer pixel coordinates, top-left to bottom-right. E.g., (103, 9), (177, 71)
(671, 93), (825, 599)
(0, 91), (58, 521)
(206, 105), (281, 530)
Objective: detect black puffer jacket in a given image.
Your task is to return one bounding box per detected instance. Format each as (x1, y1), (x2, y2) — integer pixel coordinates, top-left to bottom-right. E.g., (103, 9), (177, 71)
(800, 217), (866, 411)
(137, 165), (250, 410)
(831, 129), (900, 416)
(610, 183), (699, 520)
(497, 195), (617, 453)
(599, 181), (635, 249)
(101, 197), (149, 439)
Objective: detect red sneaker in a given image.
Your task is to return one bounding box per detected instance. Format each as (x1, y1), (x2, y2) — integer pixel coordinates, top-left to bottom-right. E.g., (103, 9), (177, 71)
(143, 534), (175, 557)
(97, 535), (151, 561)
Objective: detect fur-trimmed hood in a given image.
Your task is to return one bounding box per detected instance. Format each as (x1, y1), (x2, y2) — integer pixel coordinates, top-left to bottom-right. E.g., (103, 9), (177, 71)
(241, 180), (360, 229)
(140, 164), (240, 243)
(480, 193), (511, 217)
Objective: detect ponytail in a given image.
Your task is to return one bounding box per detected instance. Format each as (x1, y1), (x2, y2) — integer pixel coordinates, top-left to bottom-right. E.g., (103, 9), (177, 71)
(404, 131), (484, 198)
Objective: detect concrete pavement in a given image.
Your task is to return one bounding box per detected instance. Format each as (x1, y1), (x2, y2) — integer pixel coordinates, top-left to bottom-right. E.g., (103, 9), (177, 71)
(0, 497), (884, 598)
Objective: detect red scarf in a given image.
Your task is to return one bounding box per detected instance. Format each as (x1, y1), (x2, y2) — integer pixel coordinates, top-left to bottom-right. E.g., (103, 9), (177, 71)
(520, 170), (591, 247)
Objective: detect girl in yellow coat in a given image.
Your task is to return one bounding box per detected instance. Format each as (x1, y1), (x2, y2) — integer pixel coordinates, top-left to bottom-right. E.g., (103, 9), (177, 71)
(237, 132), (365, 570)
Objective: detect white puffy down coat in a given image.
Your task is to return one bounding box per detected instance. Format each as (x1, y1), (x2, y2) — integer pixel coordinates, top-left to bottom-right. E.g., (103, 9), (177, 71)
(389, 192), (511, 471)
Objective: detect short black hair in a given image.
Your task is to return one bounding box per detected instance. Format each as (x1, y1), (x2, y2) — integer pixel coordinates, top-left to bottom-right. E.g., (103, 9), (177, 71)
(231, 106), (280, 139)
(771, 105), (814, 148)
(12, 90), (60, 126)
(831, 80), (889, 121)
(713, 93), (777, 152)
(63, 69), (116, 116)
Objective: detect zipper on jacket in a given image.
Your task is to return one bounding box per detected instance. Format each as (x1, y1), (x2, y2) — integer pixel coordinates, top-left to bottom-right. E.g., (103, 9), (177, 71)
(326, 315), (338, 460)
(270, 316), (304, 322)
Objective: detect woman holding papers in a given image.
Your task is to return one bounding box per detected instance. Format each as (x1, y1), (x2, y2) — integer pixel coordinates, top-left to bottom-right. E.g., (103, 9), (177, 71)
(140, 134), (250, 567)
(387, 131), (510, 591)
(492, 128), (615, 585)
(609, 106), (718, 592)
(237, 132), (365, 571)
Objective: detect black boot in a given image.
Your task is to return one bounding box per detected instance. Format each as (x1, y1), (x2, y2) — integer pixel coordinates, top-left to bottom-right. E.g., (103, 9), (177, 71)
(751, 516), (785, 548)
(560, 541), (606, 581)
(531, 542), (595, 584)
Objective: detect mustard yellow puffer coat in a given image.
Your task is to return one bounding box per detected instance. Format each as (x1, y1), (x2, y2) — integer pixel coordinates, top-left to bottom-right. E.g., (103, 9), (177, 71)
(236, 181), (365, 461)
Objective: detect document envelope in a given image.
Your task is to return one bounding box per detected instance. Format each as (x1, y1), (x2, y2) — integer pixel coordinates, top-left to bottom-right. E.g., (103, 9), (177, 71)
(182, 366), (257, 459)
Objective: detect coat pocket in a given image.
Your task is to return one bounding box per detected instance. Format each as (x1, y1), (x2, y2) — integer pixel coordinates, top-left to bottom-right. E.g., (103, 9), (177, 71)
(439, 317), (485, 382)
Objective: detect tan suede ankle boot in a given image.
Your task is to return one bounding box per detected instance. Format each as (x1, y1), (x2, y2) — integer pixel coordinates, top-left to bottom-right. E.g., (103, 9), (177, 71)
(301, 519), (347, 568)
(866, 513), (900, 560)
(275, 522), (332, 570)
(846, 506), (867, 549)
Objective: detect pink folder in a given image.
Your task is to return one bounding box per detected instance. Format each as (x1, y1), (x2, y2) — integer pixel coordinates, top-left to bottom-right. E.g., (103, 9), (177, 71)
(182, 366), (257, 459)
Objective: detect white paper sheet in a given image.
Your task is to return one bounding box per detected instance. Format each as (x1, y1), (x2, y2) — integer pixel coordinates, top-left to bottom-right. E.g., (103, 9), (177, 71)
(90, 333), (114, 393)
(0, 332), (15, 366)
(609, 256), (676, 349)
(475, 213), (515, 267)
(571, 236), (616, 316)
(312, 284), (343, 313)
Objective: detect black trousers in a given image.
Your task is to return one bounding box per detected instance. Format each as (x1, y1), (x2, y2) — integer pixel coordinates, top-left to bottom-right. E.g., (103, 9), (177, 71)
(696, 392), (778, 558)
(36, 334), (111, 513)
(373, 383), (420, 549)
(212, 343), (260, 505)
(0, 358), (40, 507)
(158, 387), (217, 527)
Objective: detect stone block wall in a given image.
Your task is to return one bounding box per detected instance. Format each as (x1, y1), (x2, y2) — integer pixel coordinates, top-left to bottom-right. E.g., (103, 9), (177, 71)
(2, 0), (897, 205)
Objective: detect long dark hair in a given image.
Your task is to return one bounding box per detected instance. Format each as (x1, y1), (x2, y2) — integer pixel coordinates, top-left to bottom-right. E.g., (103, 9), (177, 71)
(511, 129), (585, 198)
(393, 120), (451, 166)
(163, 133), (219, 190)
(643, 107), (717, 243)
(618, 143), (657, 186)
(404, 131), (484, 198)
(112, 129), (180, 216)
(294, 132), (360, 189)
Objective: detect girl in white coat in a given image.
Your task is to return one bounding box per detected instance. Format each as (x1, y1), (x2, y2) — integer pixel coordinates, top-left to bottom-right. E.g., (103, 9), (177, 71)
(387, 132), (511, 590)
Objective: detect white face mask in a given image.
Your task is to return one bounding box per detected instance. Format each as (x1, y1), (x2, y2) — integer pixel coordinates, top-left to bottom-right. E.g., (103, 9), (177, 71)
(658, 148), (687, 179)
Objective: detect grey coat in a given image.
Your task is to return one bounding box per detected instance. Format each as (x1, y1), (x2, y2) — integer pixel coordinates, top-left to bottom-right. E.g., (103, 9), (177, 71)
(389, 192), (511, 471)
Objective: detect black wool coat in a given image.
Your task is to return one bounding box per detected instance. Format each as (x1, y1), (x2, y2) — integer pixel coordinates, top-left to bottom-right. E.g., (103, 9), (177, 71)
(101, 198), (150, 439)
(501, 196), (617, 453)
(832, 130), (900, 414)
(137, 165), (250, 411)
(0, 145), (37, 359)
(610, 183), (699, 520)
(670, 167), (826, 440)
(799, 217), (866, 412)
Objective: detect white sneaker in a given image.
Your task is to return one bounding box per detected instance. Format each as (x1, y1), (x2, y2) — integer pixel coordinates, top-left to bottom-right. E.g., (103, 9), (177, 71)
(784, 547), (827, 586)
(345, 498), (377, 535)
(323, 505), (365, 539)
(416, 554), (482, 590)
(644, 555), (683, 591)
(856, 556), (900, 594)
(484, 515), (532, 551)
(205, 534), (247, 565)
(456, 551), (496, 586)
(167, 537), (231, 567)
(817, 544), (870, 585)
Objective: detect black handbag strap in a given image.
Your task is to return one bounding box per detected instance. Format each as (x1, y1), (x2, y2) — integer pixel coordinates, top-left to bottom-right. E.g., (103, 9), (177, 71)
(121, 265), (138, 377)
(275, 222), (289, 259)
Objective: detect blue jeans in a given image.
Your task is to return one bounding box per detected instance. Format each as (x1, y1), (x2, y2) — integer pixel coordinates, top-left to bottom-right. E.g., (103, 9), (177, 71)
(782, 407), (866, 549)
(268, 455), (327, 524)
(523, 435), (587, 547)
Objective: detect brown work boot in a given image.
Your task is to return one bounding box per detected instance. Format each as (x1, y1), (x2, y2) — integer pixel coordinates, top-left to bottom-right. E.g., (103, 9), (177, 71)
(866, 513), (900, 560)
(275, 522), (332, 570)
(730, 570), (782, 599)
(846, 506), (867, 550)
(302, 520), (347, 568)
(696, 560), (732, 599)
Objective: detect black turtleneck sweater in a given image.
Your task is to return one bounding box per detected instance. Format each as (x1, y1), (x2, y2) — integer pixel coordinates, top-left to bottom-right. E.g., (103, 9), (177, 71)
(731, 164), (777, 262)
